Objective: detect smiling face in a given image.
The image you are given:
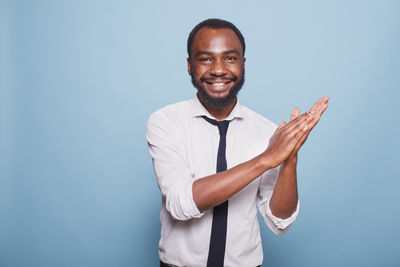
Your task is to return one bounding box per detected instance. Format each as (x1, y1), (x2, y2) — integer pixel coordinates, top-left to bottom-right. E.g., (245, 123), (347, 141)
(188, 27), (246, 110)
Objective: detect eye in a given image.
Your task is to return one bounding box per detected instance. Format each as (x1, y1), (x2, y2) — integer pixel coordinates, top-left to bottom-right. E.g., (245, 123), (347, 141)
(225, 56), (237, 62)
(198, 57), (212, 62)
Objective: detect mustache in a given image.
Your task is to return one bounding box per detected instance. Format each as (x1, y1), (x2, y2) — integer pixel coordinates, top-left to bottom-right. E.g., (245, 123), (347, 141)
(200, 76), (237, 83)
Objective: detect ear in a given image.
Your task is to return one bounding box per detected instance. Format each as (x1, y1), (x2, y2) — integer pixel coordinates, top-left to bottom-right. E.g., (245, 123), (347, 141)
(187, 58), (192, 76)
(243, 57), (246, 71)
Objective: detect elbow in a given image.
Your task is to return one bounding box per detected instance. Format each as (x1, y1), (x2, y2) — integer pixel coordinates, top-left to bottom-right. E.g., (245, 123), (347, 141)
(166, 200), (192, 221)
(262, 199), (299, 236)
(270, 209), (294, 221)
(165, 189), (203, 221)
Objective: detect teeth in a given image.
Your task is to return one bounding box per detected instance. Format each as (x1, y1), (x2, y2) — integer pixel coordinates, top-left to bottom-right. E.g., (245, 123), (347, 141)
(212, 83), (225, 86)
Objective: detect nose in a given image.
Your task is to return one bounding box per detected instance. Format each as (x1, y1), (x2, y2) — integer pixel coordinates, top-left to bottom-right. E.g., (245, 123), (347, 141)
(210, 58), (226, 77)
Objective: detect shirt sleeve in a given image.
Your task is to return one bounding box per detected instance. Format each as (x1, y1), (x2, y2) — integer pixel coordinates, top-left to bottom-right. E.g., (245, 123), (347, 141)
(257, 165), (299, 235)
(146, 111), (204, 221)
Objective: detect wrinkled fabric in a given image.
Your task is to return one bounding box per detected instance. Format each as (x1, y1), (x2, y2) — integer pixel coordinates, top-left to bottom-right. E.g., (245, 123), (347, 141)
(146, 95), (299, 267)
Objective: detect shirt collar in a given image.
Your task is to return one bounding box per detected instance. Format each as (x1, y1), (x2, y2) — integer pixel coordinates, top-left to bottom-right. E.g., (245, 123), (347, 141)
(189, 94), (245, 121)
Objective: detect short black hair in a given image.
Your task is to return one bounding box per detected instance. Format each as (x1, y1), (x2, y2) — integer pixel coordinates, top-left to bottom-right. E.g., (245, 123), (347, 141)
(187, 18), (245, 59)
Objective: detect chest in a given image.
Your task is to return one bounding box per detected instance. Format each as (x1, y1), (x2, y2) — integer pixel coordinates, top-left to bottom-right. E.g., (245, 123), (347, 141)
(179, 119), (269, 179)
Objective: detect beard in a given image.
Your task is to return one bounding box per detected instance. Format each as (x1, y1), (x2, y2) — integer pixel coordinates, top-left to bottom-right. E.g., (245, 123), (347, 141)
(191, 68), (245, 110)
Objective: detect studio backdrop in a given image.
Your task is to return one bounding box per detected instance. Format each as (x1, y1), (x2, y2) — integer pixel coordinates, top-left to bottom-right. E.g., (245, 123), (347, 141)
(1, 0), (399, 266)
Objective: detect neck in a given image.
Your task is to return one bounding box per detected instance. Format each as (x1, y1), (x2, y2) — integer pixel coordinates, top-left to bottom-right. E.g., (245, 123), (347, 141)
(197, 93), (237, 121)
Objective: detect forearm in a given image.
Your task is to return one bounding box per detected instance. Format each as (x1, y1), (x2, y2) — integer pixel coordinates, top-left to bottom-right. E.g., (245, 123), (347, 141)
(269, 155), (299, 219)
(193, 154), (270, 212)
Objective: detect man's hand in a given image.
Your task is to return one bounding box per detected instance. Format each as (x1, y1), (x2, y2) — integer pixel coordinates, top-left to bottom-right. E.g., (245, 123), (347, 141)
(290, 96), (329, 156)
(262, 97), (329, 168)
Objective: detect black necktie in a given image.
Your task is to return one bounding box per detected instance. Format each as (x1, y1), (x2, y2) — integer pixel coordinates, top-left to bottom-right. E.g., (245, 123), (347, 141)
(202, 116), (230, 267)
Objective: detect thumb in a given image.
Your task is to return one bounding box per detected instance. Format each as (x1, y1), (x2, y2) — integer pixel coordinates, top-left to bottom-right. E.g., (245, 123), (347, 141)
(290, 107), (300, 121)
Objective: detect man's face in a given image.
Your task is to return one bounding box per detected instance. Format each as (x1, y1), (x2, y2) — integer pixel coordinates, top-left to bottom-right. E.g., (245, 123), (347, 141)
(188, 27), (245, 109)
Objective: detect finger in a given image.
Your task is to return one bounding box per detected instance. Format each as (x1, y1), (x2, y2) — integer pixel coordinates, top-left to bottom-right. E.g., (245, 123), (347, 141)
(290, 107), (300, 121)
(308, 96), (328, 114)
(292, 120), (310, 142)
(310, 96), (329, 115)
(303, 98), (328, 132)
(283, 110), (314, 133)
(294, 102), (328, 150)
(280, 114), (313, 144)
(315, 103), (328, 120)
(307, 98), (322, 113)
(303, 110), (323, 134)
(292, 114), (313, 136)
(292, 114), (322, 151)
(291, 97), (329, 153)
(293, 115), (320, 152)
(292, 129), (310, 153)
(286, 97), (328, 132)
(308, 101), (328, 125)
(274, 121), (287, 133)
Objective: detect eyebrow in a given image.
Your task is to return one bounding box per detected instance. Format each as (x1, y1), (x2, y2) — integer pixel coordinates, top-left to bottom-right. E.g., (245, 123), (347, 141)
(194, 49), (241, 57)
(223, 49), (241, 55)
(195, 51), (213, 57)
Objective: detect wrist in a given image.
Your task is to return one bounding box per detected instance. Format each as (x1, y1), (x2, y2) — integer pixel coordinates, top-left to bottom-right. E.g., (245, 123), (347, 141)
(285, 154), (298, 166)
(257, 151), (277, 170)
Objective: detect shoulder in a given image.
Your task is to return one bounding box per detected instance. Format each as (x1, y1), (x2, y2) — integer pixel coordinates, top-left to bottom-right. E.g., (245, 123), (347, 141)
(146, 99), (194, 136)
(147, 99), (191, 125)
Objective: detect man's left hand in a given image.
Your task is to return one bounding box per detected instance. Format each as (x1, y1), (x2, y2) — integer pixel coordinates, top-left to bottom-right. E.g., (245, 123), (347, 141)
(287, 96), (329, 160)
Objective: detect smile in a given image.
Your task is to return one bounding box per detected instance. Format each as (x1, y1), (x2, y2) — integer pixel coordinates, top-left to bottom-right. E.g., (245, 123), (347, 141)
(207, 82), (230, 86)
(204, 80), (233, 92)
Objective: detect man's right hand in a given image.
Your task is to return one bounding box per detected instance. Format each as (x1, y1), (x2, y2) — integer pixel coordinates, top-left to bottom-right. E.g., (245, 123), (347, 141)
(262, 97), (329, 169)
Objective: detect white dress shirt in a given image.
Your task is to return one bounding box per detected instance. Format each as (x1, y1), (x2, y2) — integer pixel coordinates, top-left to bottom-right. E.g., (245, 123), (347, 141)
(146, 95), (299, 267)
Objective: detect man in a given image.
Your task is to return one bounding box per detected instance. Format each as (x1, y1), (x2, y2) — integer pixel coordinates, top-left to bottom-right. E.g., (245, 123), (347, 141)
(146, 18), (328, 267)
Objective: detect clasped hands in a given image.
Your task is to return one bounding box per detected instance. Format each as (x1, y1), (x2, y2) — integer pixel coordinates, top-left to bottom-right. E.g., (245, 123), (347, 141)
(263, 97), (329, 168)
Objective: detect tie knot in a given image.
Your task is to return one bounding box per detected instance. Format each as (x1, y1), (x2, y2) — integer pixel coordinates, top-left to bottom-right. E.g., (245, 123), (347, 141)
(216, 120), (229, 135)
(202, 116), (230, 135)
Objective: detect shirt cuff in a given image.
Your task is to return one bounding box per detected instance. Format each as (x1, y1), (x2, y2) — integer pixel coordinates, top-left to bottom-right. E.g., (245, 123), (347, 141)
(166, 179), (205, 221)
(265, 198), (300, 230)
(182, 179), (205, 219)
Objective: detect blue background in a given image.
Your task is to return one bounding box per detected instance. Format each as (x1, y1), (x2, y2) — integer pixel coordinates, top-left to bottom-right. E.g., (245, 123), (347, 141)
(1, 0), (399, 266)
